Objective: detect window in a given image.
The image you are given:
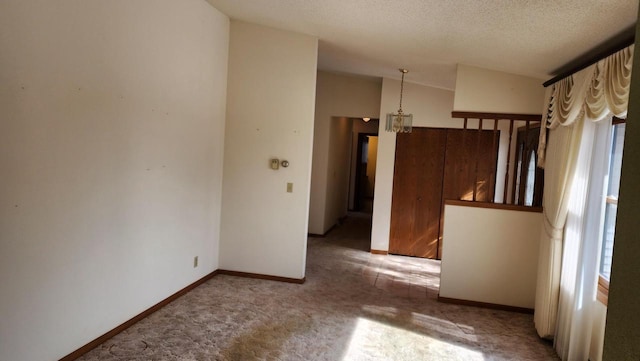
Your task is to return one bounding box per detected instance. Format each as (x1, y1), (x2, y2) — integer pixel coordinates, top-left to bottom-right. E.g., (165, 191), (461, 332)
(512, 125), (544, 206)
(597, 122), (626, 305)
(524, 150), (537, 206)
(514, 143), (523, 203)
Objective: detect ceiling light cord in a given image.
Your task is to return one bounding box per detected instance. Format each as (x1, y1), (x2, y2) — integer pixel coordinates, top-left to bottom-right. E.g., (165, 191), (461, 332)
(399, 69), (406, 114)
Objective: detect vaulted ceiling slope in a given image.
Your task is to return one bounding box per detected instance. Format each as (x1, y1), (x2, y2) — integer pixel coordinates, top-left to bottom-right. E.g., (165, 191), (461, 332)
(207, 0), (638, 90)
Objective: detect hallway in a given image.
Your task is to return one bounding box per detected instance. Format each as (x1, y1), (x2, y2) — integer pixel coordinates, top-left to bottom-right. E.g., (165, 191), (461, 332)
(316, 213), (441, 300)
(79, 214), (558, 360)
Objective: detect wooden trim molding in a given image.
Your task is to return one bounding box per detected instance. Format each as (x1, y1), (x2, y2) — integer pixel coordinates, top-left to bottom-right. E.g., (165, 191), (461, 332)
(444, 199), (543, 213)
(451, 111), (542, 122)
(59, 270), (219, 361)
(438, 295), (534, 314)
(217, 270), (306, 284)
(59, 268), (305, 360)
(612, 116), (626, 125)
(597, 275), (610, 306)
(308, 226), (333, 238)
(370, 249), (388, 255)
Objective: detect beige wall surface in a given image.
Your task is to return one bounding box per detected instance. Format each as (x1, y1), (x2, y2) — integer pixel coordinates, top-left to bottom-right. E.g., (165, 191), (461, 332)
(310, 72), (382, 234)
(0, 1), (229, 360)
(439, 205), (542, 309)
(453, 64), (545, 114)
(219, 21), (318, 279)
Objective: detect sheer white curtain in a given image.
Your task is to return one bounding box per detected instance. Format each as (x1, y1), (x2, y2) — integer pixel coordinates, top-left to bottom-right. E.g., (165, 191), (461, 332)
(555, 119), (611, 360)
(534, 117), (585, 338)
(534, 45), (633, 358)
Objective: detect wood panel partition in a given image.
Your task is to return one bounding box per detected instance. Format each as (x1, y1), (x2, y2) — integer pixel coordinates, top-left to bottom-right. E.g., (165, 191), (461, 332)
(388, 112), (543, 259)
(451, 111), (543, 206)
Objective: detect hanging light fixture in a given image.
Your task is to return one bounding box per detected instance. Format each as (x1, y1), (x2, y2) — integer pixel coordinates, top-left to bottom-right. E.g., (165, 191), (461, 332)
(385, 68), (412, 133)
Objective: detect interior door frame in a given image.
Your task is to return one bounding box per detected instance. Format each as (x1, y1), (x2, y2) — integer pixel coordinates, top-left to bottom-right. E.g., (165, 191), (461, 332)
(352, 132), (377, 212)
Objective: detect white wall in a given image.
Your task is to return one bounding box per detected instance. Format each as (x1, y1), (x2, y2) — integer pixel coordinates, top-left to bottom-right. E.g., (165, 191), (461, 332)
(0, 1), (229, 360)
(310, 72), (382, 234)
(326, 117), (353, 227)
(219, 21), (317, 279)
(370, 79), (457, 251)
(366, 136), (379, 197)
(453, 65), (545, 114)
(439, 204), (542, 309)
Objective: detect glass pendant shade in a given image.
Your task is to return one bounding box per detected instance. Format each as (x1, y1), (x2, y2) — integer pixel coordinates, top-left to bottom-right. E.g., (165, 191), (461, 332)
(386, 112), (413, 133)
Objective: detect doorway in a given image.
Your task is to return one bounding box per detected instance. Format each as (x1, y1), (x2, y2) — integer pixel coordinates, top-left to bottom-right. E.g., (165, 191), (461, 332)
(348, 118), (379, 214)
(512, 125), (544, 206)
(352, 133), (378, 213)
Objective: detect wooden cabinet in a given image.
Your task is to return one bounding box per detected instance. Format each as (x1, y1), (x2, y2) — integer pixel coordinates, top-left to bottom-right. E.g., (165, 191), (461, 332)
(389, 127), (499, 259)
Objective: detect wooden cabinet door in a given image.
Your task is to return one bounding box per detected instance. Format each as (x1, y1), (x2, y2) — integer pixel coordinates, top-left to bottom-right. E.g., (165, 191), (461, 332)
(389, 128), (447, 258)
(389, 127), (499, 260)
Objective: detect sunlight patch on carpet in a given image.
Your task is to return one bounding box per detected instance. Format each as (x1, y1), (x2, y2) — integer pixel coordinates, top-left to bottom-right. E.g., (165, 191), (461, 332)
(342, 317), (485, 361)
(360, 305), (478, 344)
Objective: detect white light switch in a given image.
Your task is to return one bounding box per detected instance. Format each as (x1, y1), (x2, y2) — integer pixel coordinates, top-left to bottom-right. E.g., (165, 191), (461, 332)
(287, 182), (293, 193)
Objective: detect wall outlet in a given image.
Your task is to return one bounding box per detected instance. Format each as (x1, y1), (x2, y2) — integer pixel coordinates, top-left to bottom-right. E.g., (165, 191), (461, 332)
(193, 256), (198, 268)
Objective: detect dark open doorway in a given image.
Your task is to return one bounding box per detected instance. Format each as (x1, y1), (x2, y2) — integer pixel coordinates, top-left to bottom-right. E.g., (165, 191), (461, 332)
(351, 132), (378, 213)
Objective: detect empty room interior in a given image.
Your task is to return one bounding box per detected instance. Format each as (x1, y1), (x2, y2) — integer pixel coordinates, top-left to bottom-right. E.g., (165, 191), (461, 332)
(2, 0), (640, 360)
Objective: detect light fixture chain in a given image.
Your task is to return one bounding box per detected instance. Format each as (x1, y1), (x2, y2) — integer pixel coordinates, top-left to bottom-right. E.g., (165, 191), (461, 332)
(399, 70), (405, 111)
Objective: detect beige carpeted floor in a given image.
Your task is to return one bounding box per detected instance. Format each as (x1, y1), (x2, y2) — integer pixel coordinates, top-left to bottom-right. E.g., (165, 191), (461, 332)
(78, 214), (558, 360)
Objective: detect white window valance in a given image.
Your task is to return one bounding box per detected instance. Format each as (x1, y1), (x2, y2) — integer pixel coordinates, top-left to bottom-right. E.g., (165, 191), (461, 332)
(538, 45), (634, 167)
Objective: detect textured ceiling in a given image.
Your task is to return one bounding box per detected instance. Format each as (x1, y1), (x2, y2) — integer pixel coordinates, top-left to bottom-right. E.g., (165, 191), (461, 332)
(206, 0), (638, 90)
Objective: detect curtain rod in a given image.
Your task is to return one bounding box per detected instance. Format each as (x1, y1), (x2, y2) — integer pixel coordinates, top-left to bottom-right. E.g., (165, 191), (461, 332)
(543, 25), (636, 88)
